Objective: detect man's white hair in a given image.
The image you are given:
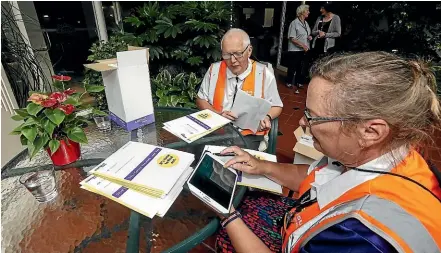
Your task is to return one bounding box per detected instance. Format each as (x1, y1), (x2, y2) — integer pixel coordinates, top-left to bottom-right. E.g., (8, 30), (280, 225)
(296, 4), (309, 17)
(220, 28), (251, 50)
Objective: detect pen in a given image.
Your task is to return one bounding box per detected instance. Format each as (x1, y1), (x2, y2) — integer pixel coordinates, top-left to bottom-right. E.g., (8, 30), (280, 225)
(212, 152), (236, 157)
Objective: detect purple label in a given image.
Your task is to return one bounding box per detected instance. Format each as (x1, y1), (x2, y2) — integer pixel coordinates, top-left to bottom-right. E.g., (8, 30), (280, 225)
(112, 147), (162, 198)
(109, 112), (155, 131)
(186, 115), (211, 130)
(112, 186), (129, 198)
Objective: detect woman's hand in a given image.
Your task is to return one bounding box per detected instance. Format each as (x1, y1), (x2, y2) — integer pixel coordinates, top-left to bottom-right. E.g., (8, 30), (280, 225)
(318, 31), (326, 38)
(307, 35), (313, 41)
(221, 146), (266, 175)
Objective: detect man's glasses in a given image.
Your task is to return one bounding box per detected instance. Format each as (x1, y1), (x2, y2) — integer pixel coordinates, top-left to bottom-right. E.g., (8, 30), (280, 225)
(303, 108), (354, 127)
(222, 45), (250, 60)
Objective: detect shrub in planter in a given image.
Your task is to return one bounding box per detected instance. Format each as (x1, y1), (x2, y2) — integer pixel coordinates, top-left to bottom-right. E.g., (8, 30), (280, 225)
(10, 75), (105, 166)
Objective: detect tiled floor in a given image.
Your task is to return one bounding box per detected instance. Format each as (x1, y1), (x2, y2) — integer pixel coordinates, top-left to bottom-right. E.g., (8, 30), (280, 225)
(274, 73), (307, 164)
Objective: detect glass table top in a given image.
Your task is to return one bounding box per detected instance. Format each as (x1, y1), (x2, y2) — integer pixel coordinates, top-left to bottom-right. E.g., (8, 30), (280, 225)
(1, 107), (247, 253)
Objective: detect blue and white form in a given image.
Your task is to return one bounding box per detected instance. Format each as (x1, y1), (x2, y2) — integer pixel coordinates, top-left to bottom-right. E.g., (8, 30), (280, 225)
(163, 109), (231, 143)
(88, 141), (195, 198)
(80, 167), (194, 218)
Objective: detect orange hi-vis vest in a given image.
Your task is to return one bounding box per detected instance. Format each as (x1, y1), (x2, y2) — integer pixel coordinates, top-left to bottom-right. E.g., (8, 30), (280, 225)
(208, 60), (268, 136)
(282, 149), (441, 253)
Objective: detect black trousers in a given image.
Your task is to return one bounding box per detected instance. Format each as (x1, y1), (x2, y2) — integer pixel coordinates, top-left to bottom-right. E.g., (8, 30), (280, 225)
(285, 51), (307, 86)
(243, 134), (264, 151)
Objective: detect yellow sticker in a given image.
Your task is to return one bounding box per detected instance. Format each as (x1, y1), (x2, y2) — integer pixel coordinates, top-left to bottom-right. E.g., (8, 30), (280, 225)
(196, 112), (212, 120)
(253, 155), (265, 160)
(157, 154), (179, 168)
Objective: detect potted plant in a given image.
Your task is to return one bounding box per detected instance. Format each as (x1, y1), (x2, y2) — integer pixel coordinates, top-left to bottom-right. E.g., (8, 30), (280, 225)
(10, 75), (105, 166)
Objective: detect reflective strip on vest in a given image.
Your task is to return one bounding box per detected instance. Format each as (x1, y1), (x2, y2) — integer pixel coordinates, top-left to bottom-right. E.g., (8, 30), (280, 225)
(286, 195), (440, 253)
(284, 150), (441, 253)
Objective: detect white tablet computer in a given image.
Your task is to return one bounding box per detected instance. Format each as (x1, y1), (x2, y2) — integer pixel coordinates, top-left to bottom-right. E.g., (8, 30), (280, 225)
(187, 152), (238, 214)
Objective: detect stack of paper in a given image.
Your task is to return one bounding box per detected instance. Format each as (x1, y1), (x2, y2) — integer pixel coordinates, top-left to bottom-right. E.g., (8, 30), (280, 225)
(80, 168), (193, 218)
(80, 141), (195, 218)
(88, 141), (194, 198)
(163, 109), (231, 143)
(202, 145), (283, 194)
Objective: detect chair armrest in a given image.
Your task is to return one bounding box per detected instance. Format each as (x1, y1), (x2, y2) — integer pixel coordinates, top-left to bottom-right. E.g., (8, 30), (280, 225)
(267, 118), (279, 155)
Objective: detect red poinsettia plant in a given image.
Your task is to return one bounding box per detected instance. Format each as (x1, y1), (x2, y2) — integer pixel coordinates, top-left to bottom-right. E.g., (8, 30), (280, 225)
(10, 75), (106, 159)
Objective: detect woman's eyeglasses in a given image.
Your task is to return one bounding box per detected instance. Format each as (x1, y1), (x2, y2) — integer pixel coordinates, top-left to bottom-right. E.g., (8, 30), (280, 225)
(222, 45), (250, 60)
(303, 108), (354, 127)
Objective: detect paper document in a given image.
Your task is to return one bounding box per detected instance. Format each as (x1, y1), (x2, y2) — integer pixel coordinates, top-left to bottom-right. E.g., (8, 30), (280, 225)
(163, 109), (231, 143)
(88, 141), (194, 198)
(202, 145), (282, 194)
(80, 167), (193, 218)
(299, 135), (315, 148)
(230, 90), (272, 133)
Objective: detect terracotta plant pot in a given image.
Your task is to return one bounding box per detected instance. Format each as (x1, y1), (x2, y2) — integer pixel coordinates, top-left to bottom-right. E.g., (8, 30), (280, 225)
(46, 139), (81, 166)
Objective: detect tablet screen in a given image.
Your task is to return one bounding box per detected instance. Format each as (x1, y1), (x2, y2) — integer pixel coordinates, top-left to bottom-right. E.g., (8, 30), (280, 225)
(189, 154), (236, 209)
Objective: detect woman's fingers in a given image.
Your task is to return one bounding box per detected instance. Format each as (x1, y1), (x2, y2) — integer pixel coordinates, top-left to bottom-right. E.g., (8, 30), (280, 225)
(220, 146), (245, 156)
(224, 155), (249, 168)
(230, 162), (253, 173)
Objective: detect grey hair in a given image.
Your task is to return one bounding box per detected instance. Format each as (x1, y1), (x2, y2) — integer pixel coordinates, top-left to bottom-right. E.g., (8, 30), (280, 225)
(220, 28), (251, 50)
(311, 51), (441, 153)
(296, 4), (310, 17)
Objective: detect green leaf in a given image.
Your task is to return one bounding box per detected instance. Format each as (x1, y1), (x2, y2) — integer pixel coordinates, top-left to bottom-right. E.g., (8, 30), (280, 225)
(173, 73), (186, 86)
(124, 16), (144, 28)
(10, 123), (24, 135)
(154, 18), (182, 39)
(188, 72), (200, 88)
(67, 127), (88, 144)
(187, 56), (203, 66)
(92, 108), (108, 116)
(155, 90), (167, 98)
(11, 114), (25, 121)
(142, 29), (159, 43)
(22, 117), (39, 128)
(171, 50), (189, 61)
(184, 19), (218, 32)
(85, 85), (105, 93)
(48, 139), (61, 154)
(52, 80), (65, 91)
(42, 119), (57, 137)
(170, 95), (180, 107)
(64, 97), (80, 106)
(22, 127), (37, 143)
(26, 103), (43, 116)
(20, 135), (27, 145)
(193, 35), (217, 48)
(44, 108), (65, 126)
(14, 109), (29, 117)
(184, 102), (196, 109)
(158, 97), (168, 107)
(29, 134), (50, 159)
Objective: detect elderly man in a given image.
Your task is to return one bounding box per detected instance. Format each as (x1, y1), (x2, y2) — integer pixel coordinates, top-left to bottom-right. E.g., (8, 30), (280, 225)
(196, 28), (283, 150)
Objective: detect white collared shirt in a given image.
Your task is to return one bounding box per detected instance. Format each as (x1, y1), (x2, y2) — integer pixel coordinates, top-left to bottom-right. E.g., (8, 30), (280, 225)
(197, 60), (283, 111)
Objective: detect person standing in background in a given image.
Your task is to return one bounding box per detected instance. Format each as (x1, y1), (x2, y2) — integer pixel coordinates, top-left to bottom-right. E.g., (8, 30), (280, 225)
(286, 4), (312, 94)
(311, 3), (341, 60)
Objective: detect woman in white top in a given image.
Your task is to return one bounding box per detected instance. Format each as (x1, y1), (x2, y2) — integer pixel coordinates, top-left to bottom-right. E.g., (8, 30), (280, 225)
(285, 5), (312, 94)
(215, 52), (441, 253)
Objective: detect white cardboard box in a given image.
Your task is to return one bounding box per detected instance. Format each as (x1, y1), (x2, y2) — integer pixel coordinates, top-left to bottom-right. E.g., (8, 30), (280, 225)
(84, 46), (155, 131)
(293, 126), (324, 165)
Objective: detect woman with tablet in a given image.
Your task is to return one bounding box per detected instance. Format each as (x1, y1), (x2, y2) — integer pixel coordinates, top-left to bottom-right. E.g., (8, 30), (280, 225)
(211, 52), (441, 252)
